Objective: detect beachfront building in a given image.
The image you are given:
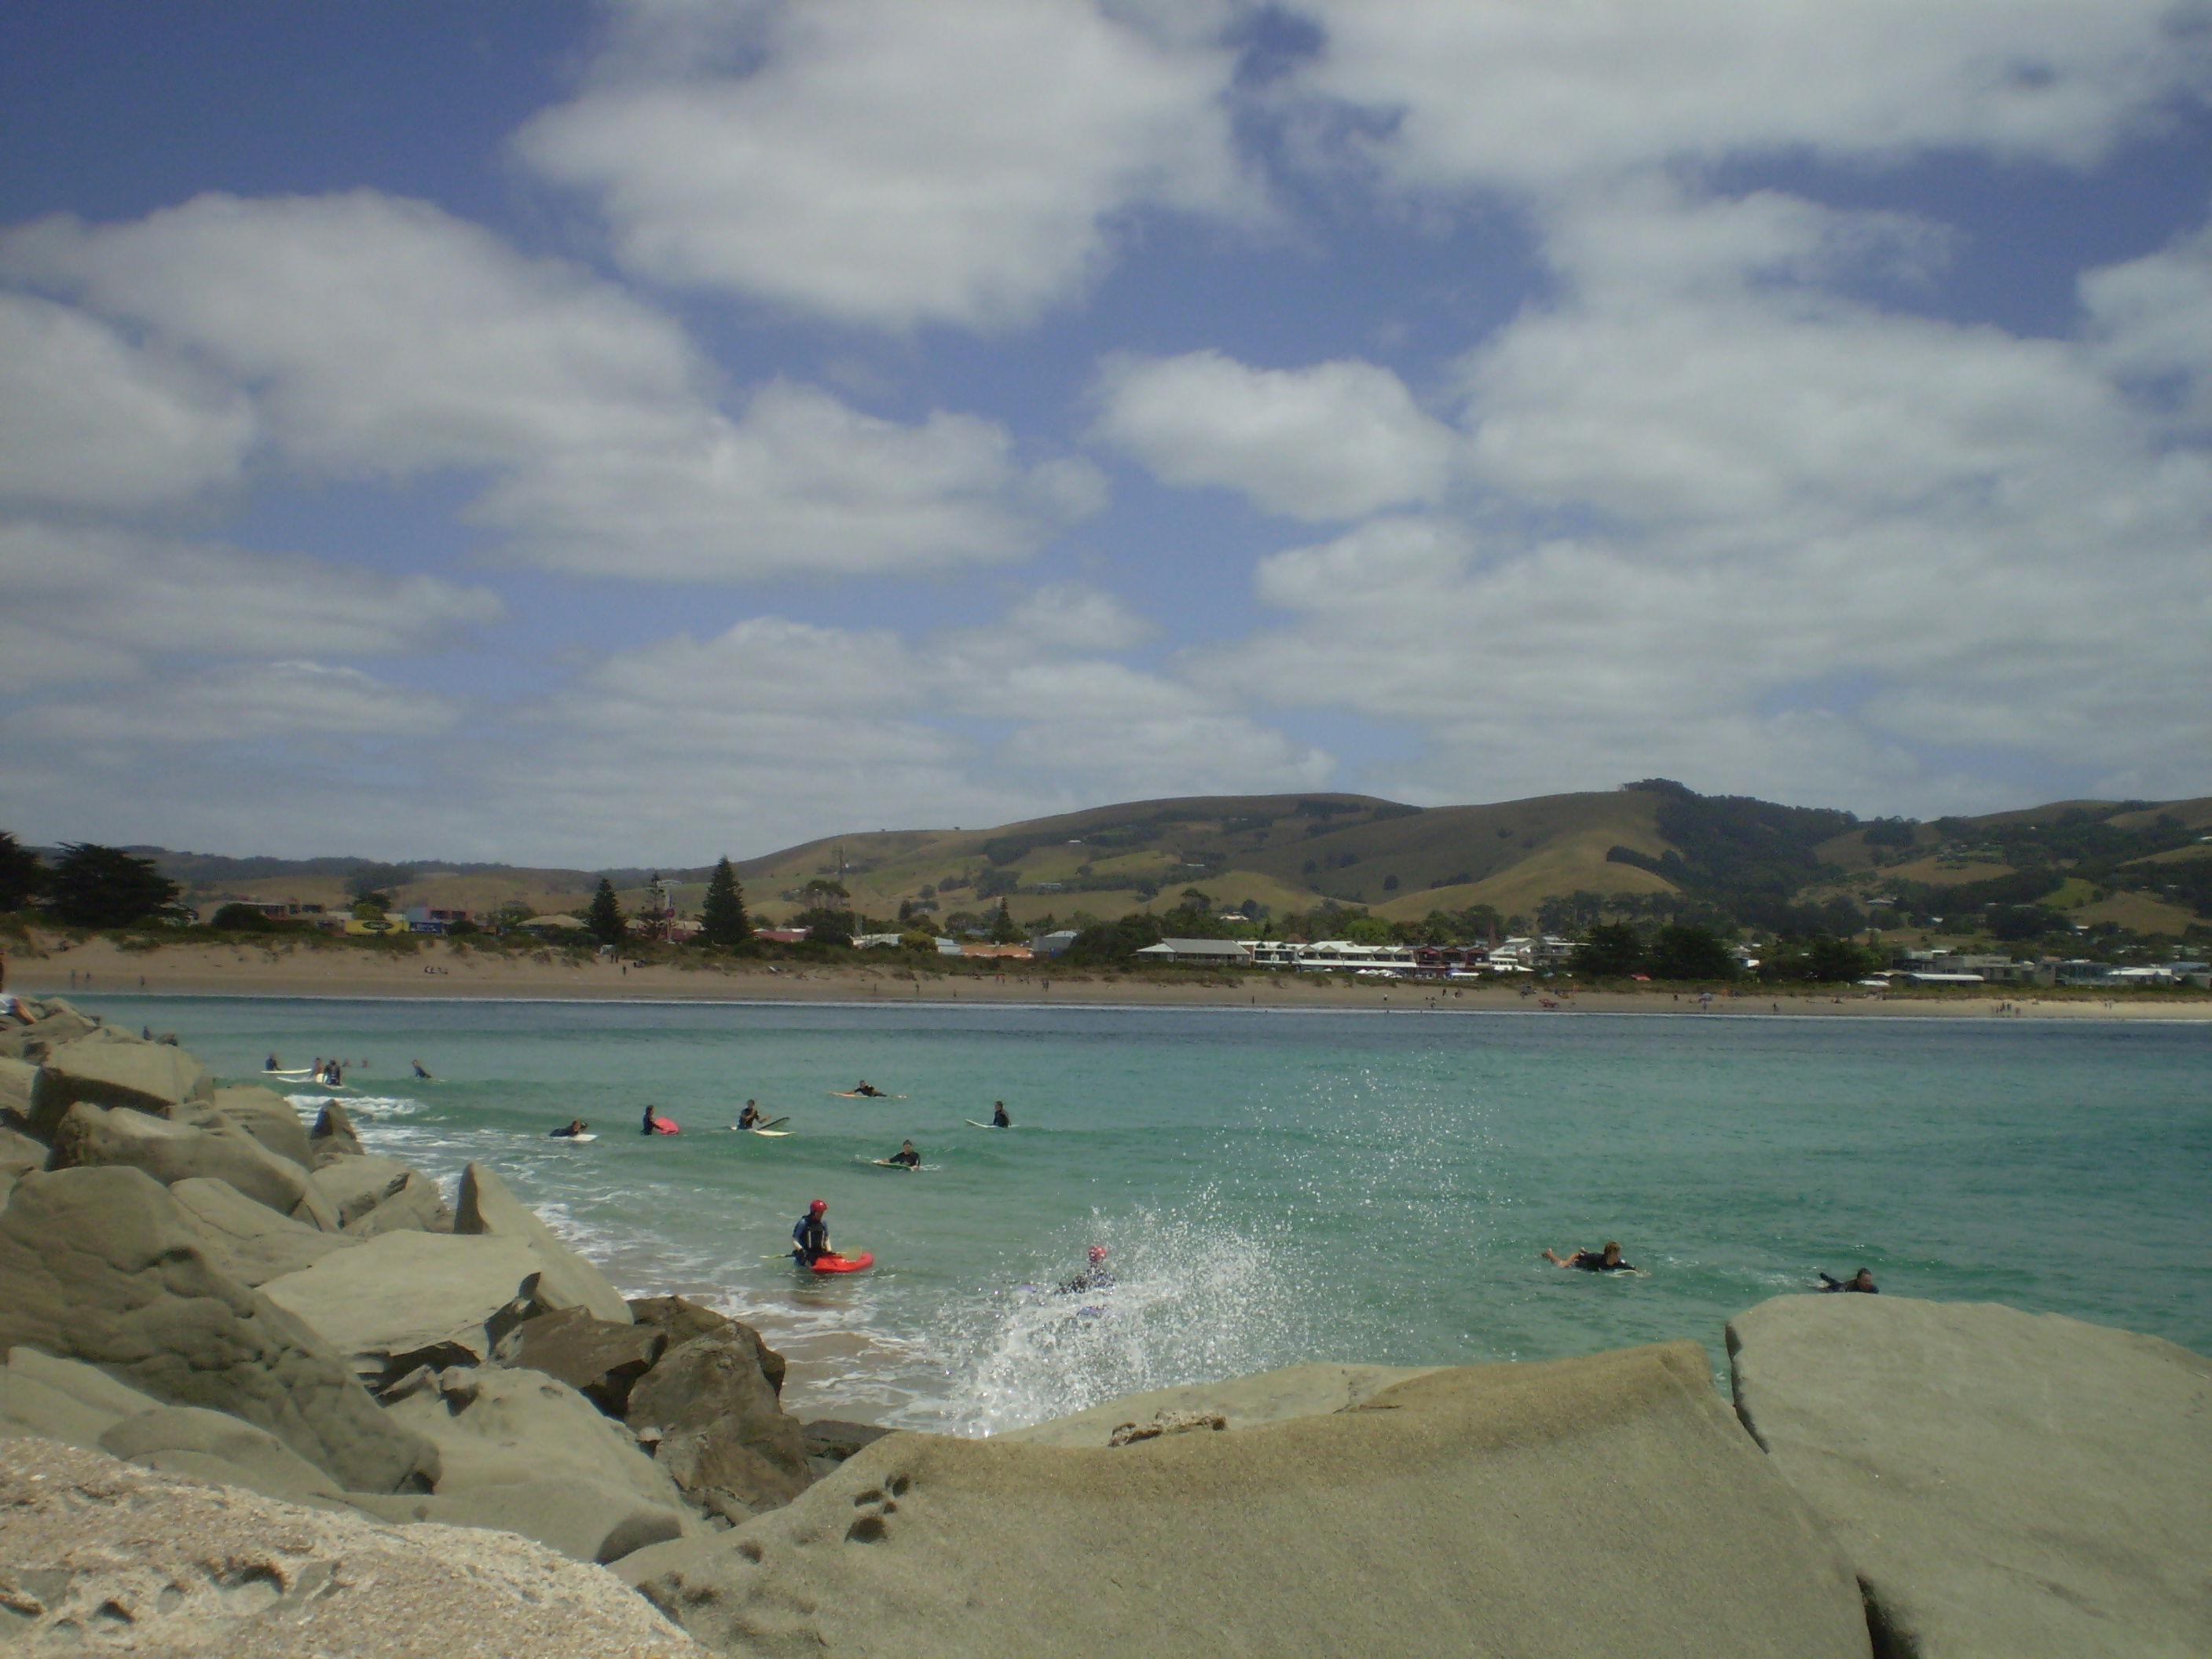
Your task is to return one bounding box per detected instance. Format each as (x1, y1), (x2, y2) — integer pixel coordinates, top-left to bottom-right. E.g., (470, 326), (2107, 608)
(401, 904), (471, 935)
(1134, 938), (1254, 967)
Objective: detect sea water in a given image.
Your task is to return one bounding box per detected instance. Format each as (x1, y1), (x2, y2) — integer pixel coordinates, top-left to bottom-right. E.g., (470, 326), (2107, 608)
(68, 995), (2212, 1434)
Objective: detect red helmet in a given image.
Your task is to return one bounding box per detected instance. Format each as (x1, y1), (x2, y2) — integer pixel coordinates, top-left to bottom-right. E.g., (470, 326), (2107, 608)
(1087, 1245), (1108, 1262)
(808, 1199), (827, 1214)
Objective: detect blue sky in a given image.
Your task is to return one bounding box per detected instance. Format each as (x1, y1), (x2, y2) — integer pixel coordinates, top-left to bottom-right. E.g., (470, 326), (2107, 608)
(4, 1), (2209, 865)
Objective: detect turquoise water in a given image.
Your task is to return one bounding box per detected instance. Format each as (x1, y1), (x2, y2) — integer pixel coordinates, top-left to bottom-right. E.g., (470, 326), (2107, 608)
(70, 995), (2212, 1434)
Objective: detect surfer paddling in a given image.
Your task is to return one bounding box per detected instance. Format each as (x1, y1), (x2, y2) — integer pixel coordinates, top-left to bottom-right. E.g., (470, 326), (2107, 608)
(1542, 1240), (1639, 1273)
(551, 1119), (589, 1139)
(851, 1081), (885, 1098)
(1818, 1268), (1878, 1293)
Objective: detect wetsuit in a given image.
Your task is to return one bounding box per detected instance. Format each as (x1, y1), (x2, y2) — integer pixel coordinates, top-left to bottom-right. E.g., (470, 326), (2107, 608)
(890, 1148), (921, 1167)
(855, 1086), (883, 1097)
(1057, 1265), (1114, 1295)
(1568, 1251), (1634, 1272)
(738, 1108), (762, 1129)
(1818, 1273), (1877, 1294)
(992, 1107), (1011, 1127)
(793, 1214), (831, 1265)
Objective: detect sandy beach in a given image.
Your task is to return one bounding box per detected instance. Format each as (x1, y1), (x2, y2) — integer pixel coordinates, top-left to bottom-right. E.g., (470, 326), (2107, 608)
(7, 934), (2206, 1020)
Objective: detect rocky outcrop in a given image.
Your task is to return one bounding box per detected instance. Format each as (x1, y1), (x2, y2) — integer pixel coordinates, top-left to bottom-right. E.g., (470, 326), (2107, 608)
(1727, 1293), (2212, 1659)
(0, 996), (96, 1060)
(0, 1054), (37, 1122)
(632, 1294), (786, 1396)
(0, 1437), (709, 1657)
(372, 1364), (694, 1565)
(0, 1166), (438, 1493)
(204, 1082), (316, 1169)
(621, 1340), (1868, 1657)
(311, 1152), (455, 1235)
(51, 1100), (336, 1228)
(458, 1159), (634, 1322)
(998, 1360), (1442, 1448)
(259, 1229), (544, 1386)
(169, 1174), (361, 1285)
(625, 1326), (812, 1524)
(0, 1120), (45, 1177)
(306, 1097), (365, 1164)
(25, 1028), (212, 1134)
(506, 1305), (668, 1415)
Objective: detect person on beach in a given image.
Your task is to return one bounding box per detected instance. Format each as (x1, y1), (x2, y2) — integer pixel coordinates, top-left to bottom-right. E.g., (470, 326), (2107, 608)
(792, 1198), (832, 1265)
(1818, 1268), (1878, 1294)
(1543, 1240), (1639, 1273)
(551, 1119), (589, 1139)
(991, 1100), (1011, 1127)
(1057, 1245), (1112, 1295)
(412, 1059), (433, 1080)
(738, 1100), (766, 1130)
(888, 1138), (921, 1167)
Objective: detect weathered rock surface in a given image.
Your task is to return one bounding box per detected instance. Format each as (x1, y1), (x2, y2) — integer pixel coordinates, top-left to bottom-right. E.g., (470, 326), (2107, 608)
(259, 1229), (544, 1385)
(0, 1167), (438, 1493)
(621, 1341), (1869, 1658)
(1728, 1293), (2212, 1659)
(306, 1097), (365, 1164)
(506, 1304), (667, 1415)
(632, 1294), (786, 1394)
(0, 1437), (709, 1657)
(458, 1159), (634, 1321)
(311, 1152), (454, 1235)
(998, 1360), (1442, 1448)
(97, 1401), (353, 1508)
(376, 1364), (694, 1564)
(0, 1055), (38, 1121)
(26, 1029), (211, 1133)
(52, 1101), (335, 1227)
(0, 1119), (45, 1178)
(0, 1345), (167, 1448)
(0, 999), (96, 1060)
(169, 1174), (361, 1285)
(626, 1327), (811, 1522)
(204, 1083), (315, 1169)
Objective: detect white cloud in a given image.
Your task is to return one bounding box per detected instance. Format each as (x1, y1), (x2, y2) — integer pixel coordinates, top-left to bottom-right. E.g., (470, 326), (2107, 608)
(1002, 582), (1154, 651)
(0, 522), (504, 694)
(0, 294), (256, 511)
(517, 0), (1259, 331)
(1, 192), (1094, 579)
(2081, 217), (2212, 421)
(1092, 350), (1458, 519)
(13, 661), (459, 746)
(1293, 0), (2205, 193)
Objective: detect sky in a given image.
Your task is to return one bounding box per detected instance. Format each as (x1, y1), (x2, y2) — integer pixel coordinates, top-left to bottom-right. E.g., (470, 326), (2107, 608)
(3, 1), (2209, 867)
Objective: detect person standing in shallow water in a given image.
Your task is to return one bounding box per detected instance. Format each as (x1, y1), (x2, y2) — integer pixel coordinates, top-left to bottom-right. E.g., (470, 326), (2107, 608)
(792, 1198), (832, 1265)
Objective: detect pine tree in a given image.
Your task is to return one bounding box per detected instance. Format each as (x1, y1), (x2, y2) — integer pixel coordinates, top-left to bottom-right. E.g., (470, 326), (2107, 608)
(987, 899), (1024, 944)
(0, 831), (46, 914)
(698, 856), (752, 949)
(46, 844), (180, 929)
(585, 877), (628, 947)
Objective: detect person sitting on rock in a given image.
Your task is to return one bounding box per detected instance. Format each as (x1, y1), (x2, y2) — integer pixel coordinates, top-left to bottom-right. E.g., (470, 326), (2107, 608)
(1543, 1240), (1639, 1273)
(991, 1100), (1012, 1127)
(889, 1138), (921, 1167)
(738, 1100), (765, 1129)
(1058, 1245), (1112, 1294)
(1818, 1268), (1878, 1294)
(793, 1198), (832, 1265)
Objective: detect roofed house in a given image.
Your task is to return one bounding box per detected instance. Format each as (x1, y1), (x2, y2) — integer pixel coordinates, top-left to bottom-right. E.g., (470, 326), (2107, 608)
(1134, 939), (1253, 966)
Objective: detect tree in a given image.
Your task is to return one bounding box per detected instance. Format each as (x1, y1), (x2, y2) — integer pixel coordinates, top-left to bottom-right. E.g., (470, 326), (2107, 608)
(697, 857), (753, 949)
(585, 878), (628, 947)
(1802, 936), (1875, 982)
(1572, 923), (1646, 978)
(1646, 924), (1738, 981)
(210, 903), (277, 932)
(987, 900), (1024, 944)
(46, 844), (181, 929)
(0, 832), (46, 912)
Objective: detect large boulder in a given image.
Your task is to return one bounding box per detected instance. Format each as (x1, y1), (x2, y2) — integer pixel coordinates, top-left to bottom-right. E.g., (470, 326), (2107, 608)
(0, 1000), (97, 1060)
(0, 1438), (710, 1657)
(26, 1029), (211, 1133)
(457, 1160), (632, 1322)
(0, 1054), (37, 1122)
(998, 1360), (1442, 1448)
(312, 1152), (454, 1235)
(259, 1229), (544, 1386)
(632, 1294), (786, 1395)
(99, 1401), (353, 1508)
(307, 1097), (364, 1165)
(50, 1100), (336, 1229)
(624, 1328), (815, 1523)
(621, 1341), (1869, 1658)
(0, 1166), (438, 1493)
(372, 1365), (694, 1564)
(169, 1174), (361, 1285)
(1727, 1293), (2212, 1659)
(504, 1304), (667, 1415)
(205, 1083), (315, 1168)
(0, 1344), (168, 1448)
(0, 1120), (46, 1179)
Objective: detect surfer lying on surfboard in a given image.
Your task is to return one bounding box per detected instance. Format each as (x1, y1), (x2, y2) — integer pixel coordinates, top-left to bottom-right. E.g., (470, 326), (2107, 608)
(844, 1082), (887, 1097)
(551, 1119), (590, 1139)
(1542, 1240), (1639, 1273)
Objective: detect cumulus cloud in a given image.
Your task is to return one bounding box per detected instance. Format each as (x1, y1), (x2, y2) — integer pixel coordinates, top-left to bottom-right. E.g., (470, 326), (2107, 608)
(1, 192), (1094, 579)
(1002, 582), (1154, 651)
(517, 0), (1259, 330)
(1092, 350), (1458, 519)
(13, 661), (460, 746)
(0, 295), (257, 512)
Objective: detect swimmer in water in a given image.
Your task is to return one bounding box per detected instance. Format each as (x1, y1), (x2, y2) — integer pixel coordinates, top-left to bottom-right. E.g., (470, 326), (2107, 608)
(1542, 1240), (1639, 1273)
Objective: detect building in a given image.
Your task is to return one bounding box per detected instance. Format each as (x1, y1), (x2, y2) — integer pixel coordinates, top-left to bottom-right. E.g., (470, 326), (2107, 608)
(1133, 938), (1254, 967)
(1031, 930), (1080, 957)
(401, 905), (471, 936)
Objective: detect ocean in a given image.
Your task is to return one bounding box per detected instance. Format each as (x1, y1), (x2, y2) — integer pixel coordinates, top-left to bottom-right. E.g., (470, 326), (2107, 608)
(69, 994), (2212, 1434)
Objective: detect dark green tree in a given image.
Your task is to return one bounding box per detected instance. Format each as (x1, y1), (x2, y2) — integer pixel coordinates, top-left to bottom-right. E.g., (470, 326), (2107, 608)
(1646, 923), (1738, 981)
(697, 857), (753, 948)
(987, 900), (1024, 944)
(46, 844), (181, 929)
(1801, 936), (1876, 982)
(210, 903), (277, 932)
(585, 878), (628, 947)
(1572, 923), (1646, 978)
(0, 831), (46, 912)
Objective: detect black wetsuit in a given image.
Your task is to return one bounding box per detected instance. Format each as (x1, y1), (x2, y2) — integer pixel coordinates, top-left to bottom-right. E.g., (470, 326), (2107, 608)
(1818, 1273), (1877, 1293)
(992, 1108), (1011, 1127)
(890, 1148), (921, 1167)
(792, 1214), (831, 1265)
(1569, 1251), (1634, 1272)
(1057, 1265), (1114, 1295)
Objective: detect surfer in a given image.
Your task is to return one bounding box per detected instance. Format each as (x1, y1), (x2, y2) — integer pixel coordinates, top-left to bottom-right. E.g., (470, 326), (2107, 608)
(1542, 1240), (1639, 1273)
(1818, 1268), (1878, 1294)
(639, 1106), (679, 1136)
(738, 1100), (766, 1130)
(792, 1198), (832, 1266)
(888, 1138), (921, 1168)
(852, 1081), (885, 1098)
(264, 1053), (281, 1071)
(321, 1060), (342, 1086)
(1057, 1245), (1112, 1294)
(551, 1119), (589, 1139)
(991, 1101), (1011, 1128)
(411, 1059), (434, 1080)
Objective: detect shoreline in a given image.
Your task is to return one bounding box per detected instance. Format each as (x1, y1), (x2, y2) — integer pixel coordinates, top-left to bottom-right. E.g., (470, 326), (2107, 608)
(10, 935), (2210, 1020)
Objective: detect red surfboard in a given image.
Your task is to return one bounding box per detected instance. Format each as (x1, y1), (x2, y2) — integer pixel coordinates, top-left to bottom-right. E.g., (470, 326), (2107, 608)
(811, 1251), (873, 1274)
(646, 1115), (680, 1135)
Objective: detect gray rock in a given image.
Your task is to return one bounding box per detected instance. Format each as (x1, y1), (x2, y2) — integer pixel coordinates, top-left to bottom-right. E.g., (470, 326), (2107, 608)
(0, 1119), (45, 1178)
(99, 1401), (351, 1507)
(0, 1437), (709, 1657)
(308, 1097), (364, 1165)
(504, 1304), (666, 1415)
(169, 1175), (361, 1285)
(0, 1054), (37, 1120)
(312, 1152), (453, 1235)
(457, 1160), (632, 1323)
(26, 1029), (211, 1133)
(378, 1364), (693, 1564)
(998, 1361), (1443, 1448)
(50, 1100), (336, 1229)
(625, 1327), (811, 1522)
(631, 1294), (785, 1395)
(621, 1341), (1867, 1657)
(0, 1166), (438, 1492)
(0, 1346), (167, 1448)
(0, 1002), (96, 1061)
(206, 1083), (315, 1169)
(259, 1229), (544, 1386)
(1727, 1293), (2212, 1659)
